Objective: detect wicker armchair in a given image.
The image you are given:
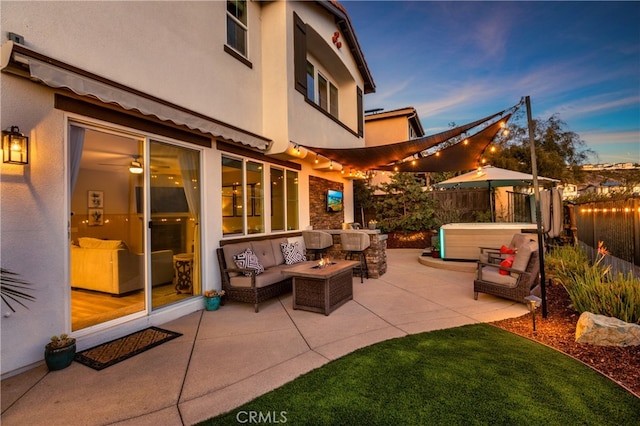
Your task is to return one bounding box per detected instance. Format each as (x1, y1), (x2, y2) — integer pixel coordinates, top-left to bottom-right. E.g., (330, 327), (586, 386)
(474, 240), (540, 304)
(478, 233), (531, 264)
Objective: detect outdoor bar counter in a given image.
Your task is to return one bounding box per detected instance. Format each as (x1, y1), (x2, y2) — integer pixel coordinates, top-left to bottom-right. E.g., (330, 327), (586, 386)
(317, 229), (387, 278)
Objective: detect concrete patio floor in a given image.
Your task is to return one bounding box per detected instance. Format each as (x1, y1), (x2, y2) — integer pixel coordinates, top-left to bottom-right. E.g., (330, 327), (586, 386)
(1, 249), (528, 425)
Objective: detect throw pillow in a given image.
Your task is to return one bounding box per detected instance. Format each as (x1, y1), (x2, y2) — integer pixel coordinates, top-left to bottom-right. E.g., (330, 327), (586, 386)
(500, 245), (516, 254)
(233, 248), (264, 277)
(281, 242), (306, 265)
(499, 255), (515, 275)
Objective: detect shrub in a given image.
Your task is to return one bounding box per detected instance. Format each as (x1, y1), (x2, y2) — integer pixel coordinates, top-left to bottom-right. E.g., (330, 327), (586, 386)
(551, 242), (640, 324)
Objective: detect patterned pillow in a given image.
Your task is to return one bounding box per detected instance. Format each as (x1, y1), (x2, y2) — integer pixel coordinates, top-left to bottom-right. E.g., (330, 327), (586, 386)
(233, 248), (264, 276)
(281, 242), (307, 265)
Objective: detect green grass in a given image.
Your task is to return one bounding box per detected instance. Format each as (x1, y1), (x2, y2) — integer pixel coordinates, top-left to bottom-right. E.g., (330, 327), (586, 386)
(199, 324), (640, 425)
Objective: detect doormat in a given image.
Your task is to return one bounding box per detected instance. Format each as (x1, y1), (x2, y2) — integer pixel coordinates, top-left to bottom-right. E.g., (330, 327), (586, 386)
(74, 327), (182, 371)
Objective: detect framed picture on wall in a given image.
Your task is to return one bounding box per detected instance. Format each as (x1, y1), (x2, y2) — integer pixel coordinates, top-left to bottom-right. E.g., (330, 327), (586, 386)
(88, 190), (104, 208)
(88, 208), (104, 226)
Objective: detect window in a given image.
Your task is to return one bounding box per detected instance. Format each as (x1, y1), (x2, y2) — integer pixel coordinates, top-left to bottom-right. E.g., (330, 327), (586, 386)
(271, 167), (299, 232)
(329, 83), (339, 117)
(306, 62), (315, 102)
(307, 66), (339, 119)
(226, 0), (247, 57)
(270, 168), (285, 231)
(286, 170), (299, 231)
(223, 156), (298, 235)
(318, 74), (328, 111)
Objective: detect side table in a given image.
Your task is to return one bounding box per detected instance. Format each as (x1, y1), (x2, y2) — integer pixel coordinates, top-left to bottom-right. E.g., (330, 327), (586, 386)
(173, 253), (194, 294)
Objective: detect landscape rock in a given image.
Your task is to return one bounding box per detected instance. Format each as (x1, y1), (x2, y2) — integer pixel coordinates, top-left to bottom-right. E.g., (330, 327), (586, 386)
(575, 312), (640, 346)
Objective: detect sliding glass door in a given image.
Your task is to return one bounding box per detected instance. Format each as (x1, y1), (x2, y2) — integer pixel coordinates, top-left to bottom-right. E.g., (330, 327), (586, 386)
(149, 140), (201, 310)
(69, 123), (201, 330)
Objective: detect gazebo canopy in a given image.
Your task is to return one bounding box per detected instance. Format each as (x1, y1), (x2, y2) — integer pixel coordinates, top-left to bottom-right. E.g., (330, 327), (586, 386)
(434, 165), (559, 189)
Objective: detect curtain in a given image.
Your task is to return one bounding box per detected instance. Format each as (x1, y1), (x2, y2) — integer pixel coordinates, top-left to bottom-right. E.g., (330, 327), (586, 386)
(179, 150), (201, 293)
(68, 125), (85, 194)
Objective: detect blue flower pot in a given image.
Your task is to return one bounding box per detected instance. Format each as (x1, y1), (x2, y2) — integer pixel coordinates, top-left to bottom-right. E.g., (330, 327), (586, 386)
(44, 343), (76, 371)
(205, 296), (221, 311)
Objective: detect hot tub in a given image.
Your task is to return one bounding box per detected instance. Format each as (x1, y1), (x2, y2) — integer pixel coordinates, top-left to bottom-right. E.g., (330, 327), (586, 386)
(440, 223), (538, 261)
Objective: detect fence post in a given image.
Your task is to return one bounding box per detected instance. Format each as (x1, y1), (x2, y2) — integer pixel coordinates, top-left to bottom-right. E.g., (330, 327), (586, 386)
(635, 199), (640, 267)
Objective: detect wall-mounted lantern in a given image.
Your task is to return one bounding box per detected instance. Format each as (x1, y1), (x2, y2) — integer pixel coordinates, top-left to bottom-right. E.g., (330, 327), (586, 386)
(2, 126), (29, 165)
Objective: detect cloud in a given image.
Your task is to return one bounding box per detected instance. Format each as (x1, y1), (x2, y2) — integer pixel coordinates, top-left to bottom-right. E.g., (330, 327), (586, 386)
(542, 94), (640, 120)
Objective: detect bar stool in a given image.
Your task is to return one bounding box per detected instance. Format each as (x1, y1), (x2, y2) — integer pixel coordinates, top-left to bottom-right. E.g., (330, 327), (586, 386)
(340, 231), (370, 283)
(302, 230), (333, 260)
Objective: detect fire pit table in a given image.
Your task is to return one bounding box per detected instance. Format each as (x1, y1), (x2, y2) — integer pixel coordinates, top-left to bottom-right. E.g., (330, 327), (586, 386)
(282, 260), (358, 315)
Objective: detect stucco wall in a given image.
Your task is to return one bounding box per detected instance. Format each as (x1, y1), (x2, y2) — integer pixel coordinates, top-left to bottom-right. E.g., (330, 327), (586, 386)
(1, 76), (69, 375)
(1, 1), (265, 139)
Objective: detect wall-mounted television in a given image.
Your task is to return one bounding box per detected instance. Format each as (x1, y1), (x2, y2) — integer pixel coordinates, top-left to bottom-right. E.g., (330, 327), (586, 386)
(326, 189), (343, 213)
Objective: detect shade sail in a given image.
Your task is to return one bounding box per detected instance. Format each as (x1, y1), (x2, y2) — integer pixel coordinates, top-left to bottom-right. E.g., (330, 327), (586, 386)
(300, 107), (513, 170)
(434, 165), (559, 189)
(377, 115), (511, 173)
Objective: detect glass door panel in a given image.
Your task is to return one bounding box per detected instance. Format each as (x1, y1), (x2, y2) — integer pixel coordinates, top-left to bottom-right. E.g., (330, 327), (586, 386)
(70, 127), (145, 331)
(149, 140), (201, 309)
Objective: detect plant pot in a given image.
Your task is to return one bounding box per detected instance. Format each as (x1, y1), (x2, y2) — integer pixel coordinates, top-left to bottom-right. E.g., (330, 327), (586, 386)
(205, 296), (221, 311)
(44, 342), (76, 371)
(431, 250), (441, 259)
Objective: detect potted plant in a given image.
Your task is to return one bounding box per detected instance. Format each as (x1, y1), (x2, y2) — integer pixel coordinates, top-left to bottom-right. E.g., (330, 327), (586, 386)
(204, 289), (225, 311)
(44, 334), (76, 371)
(368, 220), (377, 230)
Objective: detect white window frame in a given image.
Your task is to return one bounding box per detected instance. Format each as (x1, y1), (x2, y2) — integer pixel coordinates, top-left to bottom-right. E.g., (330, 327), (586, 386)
(226, 0), (248, 57)
(306, 59), (339, 119)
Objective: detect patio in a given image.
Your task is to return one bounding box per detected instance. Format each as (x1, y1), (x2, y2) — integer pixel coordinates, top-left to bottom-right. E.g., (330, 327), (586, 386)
(1, 249), (527, 425)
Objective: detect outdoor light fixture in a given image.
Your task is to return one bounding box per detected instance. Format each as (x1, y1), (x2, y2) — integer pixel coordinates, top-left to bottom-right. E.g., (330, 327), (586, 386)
(2, 126), (29, 165)
(129, 160), (143, 174)
(525, 295), (542, 331)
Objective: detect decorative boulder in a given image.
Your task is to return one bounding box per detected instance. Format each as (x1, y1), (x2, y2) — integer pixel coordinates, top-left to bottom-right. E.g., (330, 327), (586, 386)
(575, 312), (640, 346)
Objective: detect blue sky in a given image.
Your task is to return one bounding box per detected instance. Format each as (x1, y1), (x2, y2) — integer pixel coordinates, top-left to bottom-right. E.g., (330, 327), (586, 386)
(343, 1), (640, 165)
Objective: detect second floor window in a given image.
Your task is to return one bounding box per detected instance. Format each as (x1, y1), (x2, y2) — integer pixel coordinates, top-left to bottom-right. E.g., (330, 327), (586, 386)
(227, 0), (247, 57)
(306, 61), (339, 119)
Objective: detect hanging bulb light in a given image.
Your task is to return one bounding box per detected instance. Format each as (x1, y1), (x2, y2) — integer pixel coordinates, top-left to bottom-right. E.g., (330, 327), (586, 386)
(329, 161), (333, 170)
(463, 139), (469, 145)
(129, 157), (143, 174)
(315, 154), (319, 164)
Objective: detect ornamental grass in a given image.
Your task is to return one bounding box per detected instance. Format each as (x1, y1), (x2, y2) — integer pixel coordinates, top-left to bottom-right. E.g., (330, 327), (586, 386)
(547, 242), (640, 324)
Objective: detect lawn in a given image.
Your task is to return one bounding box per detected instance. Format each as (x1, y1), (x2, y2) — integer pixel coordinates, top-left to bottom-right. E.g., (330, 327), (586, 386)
(199, 324), (640, 425)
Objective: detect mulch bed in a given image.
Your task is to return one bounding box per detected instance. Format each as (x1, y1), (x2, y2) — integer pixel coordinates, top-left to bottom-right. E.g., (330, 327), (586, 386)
(491, 282), (640, 397)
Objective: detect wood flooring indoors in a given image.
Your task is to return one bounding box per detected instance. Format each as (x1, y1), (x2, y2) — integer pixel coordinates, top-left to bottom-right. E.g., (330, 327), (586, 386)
(71, 284), (193, 331)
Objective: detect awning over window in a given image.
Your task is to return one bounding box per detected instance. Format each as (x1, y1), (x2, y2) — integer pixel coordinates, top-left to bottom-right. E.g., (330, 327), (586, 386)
(1, 42), (271, 150)
(300, 103), (519, 172)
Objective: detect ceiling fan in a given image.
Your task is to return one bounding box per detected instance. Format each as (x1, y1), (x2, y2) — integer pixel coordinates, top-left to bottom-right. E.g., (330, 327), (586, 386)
(98, 155), (170, 174)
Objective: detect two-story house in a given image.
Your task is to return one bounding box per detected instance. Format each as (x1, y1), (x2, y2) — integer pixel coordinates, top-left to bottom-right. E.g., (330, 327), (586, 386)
(0, 0), (374, 377)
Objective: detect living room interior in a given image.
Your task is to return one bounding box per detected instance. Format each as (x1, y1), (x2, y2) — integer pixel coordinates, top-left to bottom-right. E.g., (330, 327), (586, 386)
(69, 125), (201, 331)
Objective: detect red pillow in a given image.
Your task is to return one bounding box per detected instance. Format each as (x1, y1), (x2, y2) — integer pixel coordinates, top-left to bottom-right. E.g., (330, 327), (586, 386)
(500, 245), (516, 254)
(499, 255), (515, 275)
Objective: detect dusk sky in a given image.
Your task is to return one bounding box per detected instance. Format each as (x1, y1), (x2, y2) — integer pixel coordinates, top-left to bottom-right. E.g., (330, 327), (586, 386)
(343, 1), (640, 165)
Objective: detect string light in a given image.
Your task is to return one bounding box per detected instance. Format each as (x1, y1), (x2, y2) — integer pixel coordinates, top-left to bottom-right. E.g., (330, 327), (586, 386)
(315, 154), (319, 164)
(463, 139), (469, 145)
(329, 161), (333, 170)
